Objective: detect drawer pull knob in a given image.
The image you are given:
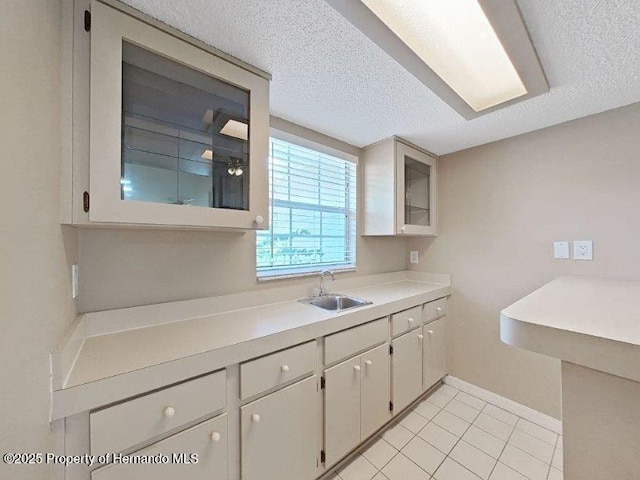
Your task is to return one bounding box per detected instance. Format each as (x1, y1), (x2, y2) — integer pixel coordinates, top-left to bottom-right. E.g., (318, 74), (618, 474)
(211, 431), (222, 442)
(281, 364), (290, 372)
(353, 365), (361, 372)
(436, 307), (442, 313)
(163, 406), (176, 418)
(255, 215), (264, 226)
(417, 334), (424, 340)
(408, 317), (415, 323)
(365, 360), (373, 366)
(400, 226), (407, 233)
(252, 414), (261, 423)
(427, 330), (434, 336)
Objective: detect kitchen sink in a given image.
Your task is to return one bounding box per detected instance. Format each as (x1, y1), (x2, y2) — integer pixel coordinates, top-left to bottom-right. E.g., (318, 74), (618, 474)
(298, 294), (372, 312)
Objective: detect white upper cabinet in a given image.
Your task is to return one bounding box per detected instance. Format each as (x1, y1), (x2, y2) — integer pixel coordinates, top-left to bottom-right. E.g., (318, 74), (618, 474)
(62, 0), (270, 230)
(363, 137), (437, 236)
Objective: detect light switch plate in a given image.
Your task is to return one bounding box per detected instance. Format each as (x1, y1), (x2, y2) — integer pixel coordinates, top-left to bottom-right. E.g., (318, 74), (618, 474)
(409, 251), (419, 264)
(573, 240), (593, 260)
(553, 241), (570, 259)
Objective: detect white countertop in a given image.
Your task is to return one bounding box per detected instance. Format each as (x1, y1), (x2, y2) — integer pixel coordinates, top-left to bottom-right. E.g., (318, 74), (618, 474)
(500, 276), (640, 382)
(52, 271), (450, 420)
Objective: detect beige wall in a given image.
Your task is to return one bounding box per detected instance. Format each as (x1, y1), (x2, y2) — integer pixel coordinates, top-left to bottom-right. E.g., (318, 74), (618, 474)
(409, 102), (640, 418)
(0, 1), (78, 478)
(78, 121), (408, 312)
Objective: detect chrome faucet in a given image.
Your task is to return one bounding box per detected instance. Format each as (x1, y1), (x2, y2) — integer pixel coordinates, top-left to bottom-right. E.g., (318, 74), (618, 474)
(318, 270), (335, 296)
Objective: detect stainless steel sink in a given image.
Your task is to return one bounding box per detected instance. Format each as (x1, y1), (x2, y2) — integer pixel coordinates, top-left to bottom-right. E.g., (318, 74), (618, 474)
(298, 294), (372, 312)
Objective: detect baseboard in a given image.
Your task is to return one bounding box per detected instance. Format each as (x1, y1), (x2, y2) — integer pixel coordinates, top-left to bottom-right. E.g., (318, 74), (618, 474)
(444, 376), (562, 435)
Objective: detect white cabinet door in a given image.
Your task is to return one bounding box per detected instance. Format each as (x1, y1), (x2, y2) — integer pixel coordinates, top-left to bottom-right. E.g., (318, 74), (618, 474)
(91, 414), (227, 480)
(392, 329), (423, 413)
(324, 356), (362, 466)
(423, 317), (447, 390)
(360, 344), (391, 440)
(241, 376), (317, 480)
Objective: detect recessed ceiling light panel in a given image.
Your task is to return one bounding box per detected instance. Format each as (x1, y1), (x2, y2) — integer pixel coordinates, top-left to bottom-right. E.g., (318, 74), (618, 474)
(360, 0), (526, 111)
(326, 0), (548, 118)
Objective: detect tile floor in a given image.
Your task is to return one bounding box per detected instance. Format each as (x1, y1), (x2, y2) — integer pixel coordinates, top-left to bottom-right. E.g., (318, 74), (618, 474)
(328, 384), (563, 480)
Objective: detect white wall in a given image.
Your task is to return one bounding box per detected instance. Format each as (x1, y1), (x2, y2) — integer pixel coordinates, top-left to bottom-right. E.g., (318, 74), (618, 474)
(0, 1), (78, 478)
(409, 102), (640, 418)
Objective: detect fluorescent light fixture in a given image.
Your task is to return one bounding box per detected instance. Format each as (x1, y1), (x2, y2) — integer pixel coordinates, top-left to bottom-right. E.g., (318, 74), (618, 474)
(201, 149), (213, 160)
(325, 0), (548, 118)
(360, 0), (526, 111)
(219, 119), (249, 141)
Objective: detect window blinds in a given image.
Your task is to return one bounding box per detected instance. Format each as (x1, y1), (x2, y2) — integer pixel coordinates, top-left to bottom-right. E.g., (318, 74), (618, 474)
(256, 137), (357, 278)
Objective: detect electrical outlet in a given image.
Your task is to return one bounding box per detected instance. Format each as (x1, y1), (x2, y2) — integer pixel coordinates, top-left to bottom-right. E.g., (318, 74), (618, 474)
(410, 251), (419, 264)
(553, 241), (569, 259)
(573, 240), (593, 260)
(71, 264), (79, 299)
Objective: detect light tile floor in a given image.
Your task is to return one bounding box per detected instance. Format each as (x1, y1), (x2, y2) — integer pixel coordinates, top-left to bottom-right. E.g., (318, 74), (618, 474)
(328, 384), (563, 480)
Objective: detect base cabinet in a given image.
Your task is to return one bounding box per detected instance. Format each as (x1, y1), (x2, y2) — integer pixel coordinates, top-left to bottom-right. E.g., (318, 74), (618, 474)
(423, 317), (447, 390)
(240, 375), (318, 480)
(91, 414), (228, 480)
(324, 344), (391, 466)
(69, 297), (449, 480)
(391, 329), (423, 412)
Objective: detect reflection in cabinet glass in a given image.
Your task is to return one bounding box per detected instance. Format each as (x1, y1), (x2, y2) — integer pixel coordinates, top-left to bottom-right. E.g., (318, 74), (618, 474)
(121, 42), (250, 210)
(404, 157), (430, 226)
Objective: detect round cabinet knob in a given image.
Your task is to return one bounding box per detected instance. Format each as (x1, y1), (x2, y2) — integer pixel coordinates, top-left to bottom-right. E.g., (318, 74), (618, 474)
(163, 406), (175, 418)
(252, 414), (261, 423)
(400, 226), (407, 233)
(427, 330), (434, 336)
(210, 431), (222, 442)
(353, 365), (361, 372)
(255, 215), (264, 226)
(281, 364), (290, 373)
(436, 307), (442, 313)
(417, 334), (424, 340)
(407, 317), (415, 323)
(365, 360), (373, 366)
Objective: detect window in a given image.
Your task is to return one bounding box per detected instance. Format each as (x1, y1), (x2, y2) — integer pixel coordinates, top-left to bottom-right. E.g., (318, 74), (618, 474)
(257, 137), (357, 278)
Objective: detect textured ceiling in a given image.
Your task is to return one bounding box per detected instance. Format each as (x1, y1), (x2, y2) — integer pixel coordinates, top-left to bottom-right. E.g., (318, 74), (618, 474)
(121, 0), (640, 155)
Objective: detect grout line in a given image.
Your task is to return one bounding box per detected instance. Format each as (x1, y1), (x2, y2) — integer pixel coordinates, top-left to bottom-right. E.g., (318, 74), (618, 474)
(545, 434), (560, 480)
(488, 418), (517, 479)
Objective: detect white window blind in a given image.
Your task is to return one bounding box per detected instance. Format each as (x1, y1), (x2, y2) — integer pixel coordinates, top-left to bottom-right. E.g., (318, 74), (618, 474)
(257, 137), (357, 278)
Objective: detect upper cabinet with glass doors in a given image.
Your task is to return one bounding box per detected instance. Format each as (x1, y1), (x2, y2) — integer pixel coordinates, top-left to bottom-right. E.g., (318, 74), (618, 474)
(61, 0), (270, 230)
(362, 137), (437, 236)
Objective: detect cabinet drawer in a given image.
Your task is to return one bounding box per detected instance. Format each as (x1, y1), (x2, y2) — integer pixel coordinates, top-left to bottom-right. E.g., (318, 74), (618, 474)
(424, 297), (447, 323)
(391, 305), (423, 337)
(92, 414), (228, 480)
(325, 317), (388, 366)
(241, 341), (316, 399)
(90, 370), (226, 456)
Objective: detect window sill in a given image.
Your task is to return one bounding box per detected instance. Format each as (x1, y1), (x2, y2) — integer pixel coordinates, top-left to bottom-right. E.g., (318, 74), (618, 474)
(256, 266), (356, 282)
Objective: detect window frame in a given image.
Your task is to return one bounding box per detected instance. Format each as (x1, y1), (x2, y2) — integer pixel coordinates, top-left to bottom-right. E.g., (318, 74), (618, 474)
(256, 130), (358, 280)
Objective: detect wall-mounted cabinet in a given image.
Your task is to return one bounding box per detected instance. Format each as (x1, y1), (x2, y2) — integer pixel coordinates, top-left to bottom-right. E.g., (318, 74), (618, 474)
(363, 137), (437, 236)
(62, 0), (270, 230)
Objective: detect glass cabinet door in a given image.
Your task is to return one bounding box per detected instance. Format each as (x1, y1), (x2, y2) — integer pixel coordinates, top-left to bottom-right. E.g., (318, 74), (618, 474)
(88, 1), (269, 229)
(396, 141), (437, 235)
(121, 42), (250, 211)
(404, 156), (430, 226)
